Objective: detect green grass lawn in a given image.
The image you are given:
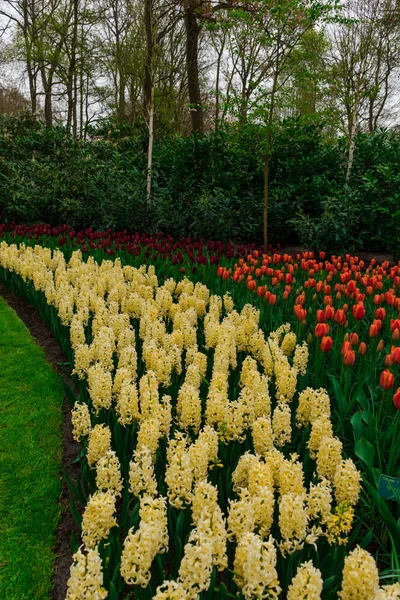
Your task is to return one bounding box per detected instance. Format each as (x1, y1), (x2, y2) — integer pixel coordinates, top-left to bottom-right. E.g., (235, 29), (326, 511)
(0, 296), (64, 599)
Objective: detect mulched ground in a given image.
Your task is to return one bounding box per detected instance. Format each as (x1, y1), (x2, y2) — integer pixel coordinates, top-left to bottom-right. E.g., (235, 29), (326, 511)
(0, 283), (80, 600)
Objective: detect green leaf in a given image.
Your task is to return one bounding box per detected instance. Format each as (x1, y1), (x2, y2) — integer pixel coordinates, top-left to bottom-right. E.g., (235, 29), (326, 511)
(355, 438), (375, 471)
(70, 498), (82, 528)
(64, 467), (86, 505)
(108, 581), (119, 600)
(328, 374), (346, 418)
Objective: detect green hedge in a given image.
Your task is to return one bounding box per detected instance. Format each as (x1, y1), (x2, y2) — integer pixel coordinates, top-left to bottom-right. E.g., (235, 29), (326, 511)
(1, 112), (399, 252)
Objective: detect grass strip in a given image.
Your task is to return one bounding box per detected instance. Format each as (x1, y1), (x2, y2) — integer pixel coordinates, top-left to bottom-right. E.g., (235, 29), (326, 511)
(0, 295), (63, 599)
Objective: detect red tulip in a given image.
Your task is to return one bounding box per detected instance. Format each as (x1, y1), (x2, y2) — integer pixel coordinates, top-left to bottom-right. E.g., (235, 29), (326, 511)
(316, 309), (326, 323)
(247, 279), (256, 291)
(380, 369), (395, 390)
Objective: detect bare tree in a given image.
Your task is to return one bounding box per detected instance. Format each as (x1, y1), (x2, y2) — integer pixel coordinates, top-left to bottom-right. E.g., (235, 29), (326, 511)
(330, 0), (400, 182)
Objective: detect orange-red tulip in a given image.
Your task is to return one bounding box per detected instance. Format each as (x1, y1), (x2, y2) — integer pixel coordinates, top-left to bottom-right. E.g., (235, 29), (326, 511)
(390, 319), (400, 332)
(349, 332), (359, 346)
(341, 341), (352, 356)
(316, 309), (326, 323)
(369, 323), (379, 338)
(320, 336), (333, 352)
(343, 349), (356, 366)
(294, 305), (307, 321)
(257, 286), (266, 297)
(352, 302), (365, 320)
(393, 388), (400, 410)
(334, 309), (346, 326)
(315, 323), (330, 337)
(325, 305), (334, 320)
(380, 369), (395, 390)
(391, 346), (400, 364)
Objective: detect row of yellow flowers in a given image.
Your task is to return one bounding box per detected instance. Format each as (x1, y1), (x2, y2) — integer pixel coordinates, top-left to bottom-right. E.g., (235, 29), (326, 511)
(0, 241), (399, 599)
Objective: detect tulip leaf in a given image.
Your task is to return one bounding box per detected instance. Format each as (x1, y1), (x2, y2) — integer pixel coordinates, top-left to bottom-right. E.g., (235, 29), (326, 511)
(328, 374), (346, 418)
(355, 438), (375, 471)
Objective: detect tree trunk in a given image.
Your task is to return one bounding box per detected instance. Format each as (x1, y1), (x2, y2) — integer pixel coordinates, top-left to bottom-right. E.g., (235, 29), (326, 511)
(23, 1), (37, 114)
(117, 74), (126, 120)
(41, 68), (53, 127)
(263, 70), (279, 250)
(27, 64), (37, 114)
(214, 31), (226, 130)
(147, 86), (155, 203)
(184, 6), (203, 134)
(144, 0), (153, 112)
(346, 101), (358, 184)
(71, 0), (79, 136)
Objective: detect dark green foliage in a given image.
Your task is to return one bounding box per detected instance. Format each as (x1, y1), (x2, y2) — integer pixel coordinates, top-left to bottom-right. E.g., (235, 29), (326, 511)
(1, 112), (399, 251)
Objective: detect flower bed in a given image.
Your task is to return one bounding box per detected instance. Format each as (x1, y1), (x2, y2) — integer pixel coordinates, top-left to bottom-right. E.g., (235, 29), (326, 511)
(0, 240), (399, 599)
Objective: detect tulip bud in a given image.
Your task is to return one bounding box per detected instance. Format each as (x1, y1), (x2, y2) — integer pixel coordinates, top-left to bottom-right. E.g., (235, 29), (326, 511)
(385, 354), (393, 367)
(307, 333), (313, 345)
(358, 342), (367, 355)
(377, 339), (385, 352)
(380, 369), (395, 390)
